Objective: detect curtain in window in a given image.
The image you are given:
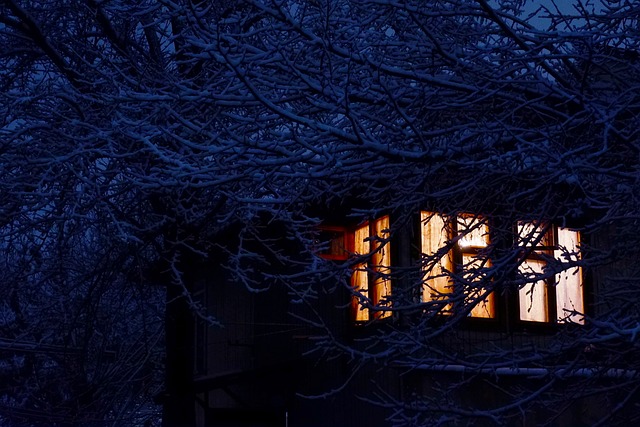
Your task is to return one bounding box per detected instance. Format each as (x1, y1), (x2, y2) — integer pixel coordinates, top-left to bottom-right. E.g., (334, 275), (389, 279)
(555, 228), (584, 324)
(421, 212), (453, 310)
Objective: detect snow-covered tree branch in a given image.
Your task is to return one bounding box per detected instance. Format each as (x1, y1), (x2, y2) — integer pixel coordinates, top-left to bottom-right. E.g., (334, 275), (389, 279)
(2, 0), (640, 425)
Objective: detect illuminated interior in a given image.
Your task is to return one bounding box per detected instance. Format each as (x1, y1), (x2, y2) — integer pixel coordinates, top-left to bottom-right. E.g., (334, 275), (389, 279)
(458, 215), (494, 318)
(420, 212), (453, 312)
(372, 216), (392, 319)
(516, 223), (584, 324)
(517, 222), (550, 322)
(555, 228), (584, 324)
(339, 213), (584, 325)
(420, 212), (495, 318)
(352, 216), (391, 321)
(457, 215), (490, 249)
(353, 223), (370, 322)
(518, 258), (549, 322)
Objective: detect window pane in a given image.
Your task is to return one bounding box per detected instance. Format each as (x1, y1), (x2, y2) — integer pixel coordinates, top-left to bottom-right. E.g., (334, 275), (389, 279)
(458, 215), (489, 248)
(462, 253), (494, 318)
(353, 223), (370, 321)
(555, 228), (584, 324)
(373, 216), (391, 319)
(517, 222), (552, 247)
(519, 259), (548, 322)
(458, 215), (494, 318)
(354, 224), (369, 256)
(420, 212), (453, 311)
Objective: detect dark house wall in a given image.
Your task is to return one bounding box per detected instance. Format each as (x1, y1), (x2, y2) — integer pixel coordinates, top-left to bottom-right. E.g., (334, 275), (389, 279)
(189, 260), (392, 427)
(173, 212), (635, 427)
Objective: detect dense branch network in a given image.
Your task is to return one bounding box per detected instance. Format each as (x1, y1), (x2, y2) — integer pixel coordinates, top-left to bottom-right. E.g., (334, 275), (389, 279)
(1, 0), (640, 425)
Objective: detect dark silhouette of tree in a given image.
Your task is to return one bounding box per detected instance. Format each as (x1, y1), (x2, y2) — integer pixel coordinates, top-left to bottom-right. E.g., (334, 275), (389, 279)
(2, 0), (640, 425)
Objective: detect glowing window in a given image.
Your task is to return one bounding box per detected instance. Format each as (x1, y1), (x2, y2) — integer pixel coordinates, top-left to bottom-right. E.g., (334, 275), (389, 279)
(352, 216), (392, 321)
(555, 228), (584, 324)
(420, 212), (494, 318)
(322, 213), (584, 326)
(420, 212), (454, 312)
(517, 223), (584, 324)
(457, 215), (494, 318)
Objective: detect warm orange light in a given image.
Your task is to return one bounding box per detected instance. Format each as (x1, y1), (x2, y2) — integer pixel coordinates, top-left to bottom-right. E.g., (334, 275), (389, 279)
(352, 216), (392, 321)
(420, 212), (453, 311)
(457, 215), (490, 248)
(421, 212), (494, 318)
(353, 223), (370, 322)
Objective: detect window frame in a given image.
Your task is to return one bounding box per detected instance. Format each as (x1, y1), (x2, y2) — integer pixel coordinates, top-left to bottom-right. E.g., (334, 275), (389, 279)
(516, 222), (585, 325)
(351, 216), (392, 322)
(318, 212), (585, 327)
(318, 216), (393, 323)
(419, 212), (585, 326)
(420, 212), (496, 320)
